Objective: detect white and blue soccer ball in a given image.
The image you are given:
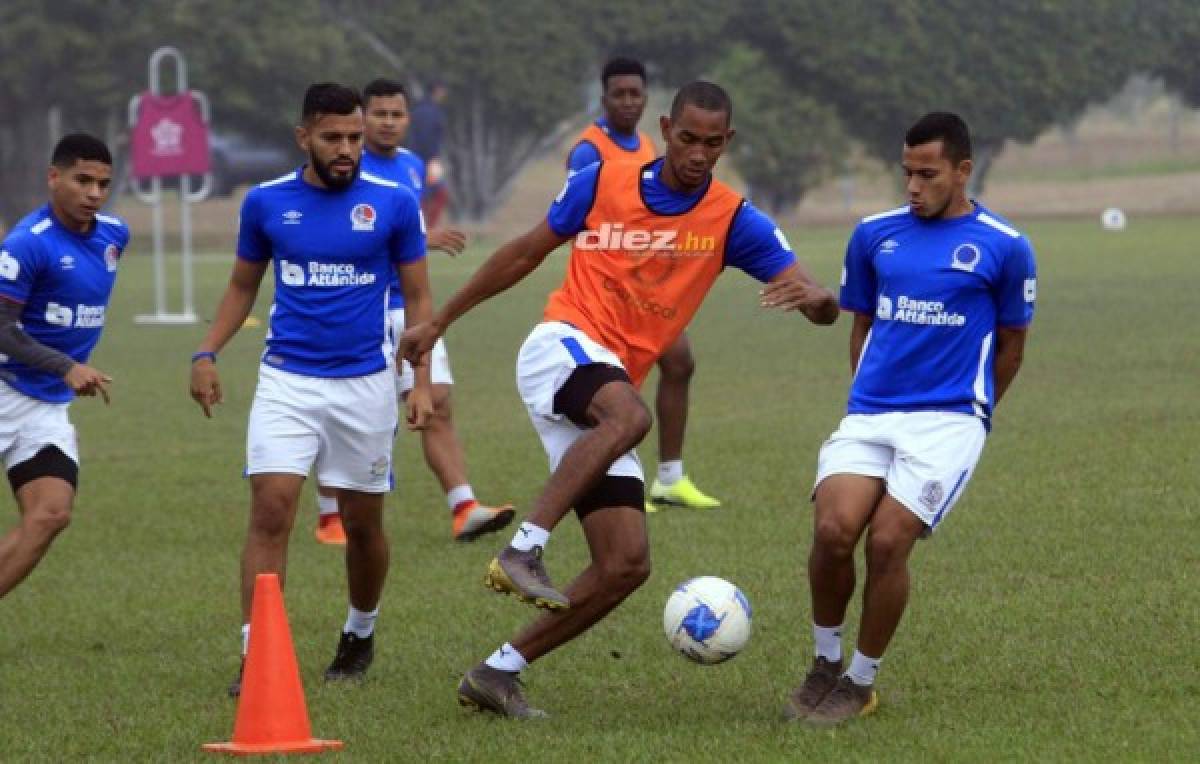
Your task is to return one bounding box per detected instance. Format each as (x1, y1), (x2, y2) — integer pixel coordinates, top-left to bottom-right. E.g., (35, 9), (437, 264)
(663, 576), (752, 665)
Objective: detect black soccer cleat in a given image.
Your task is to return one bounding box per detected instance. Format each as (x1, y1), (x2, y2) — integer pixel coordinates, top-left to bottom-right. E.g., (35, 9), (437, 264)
(323, 631), (375, 683)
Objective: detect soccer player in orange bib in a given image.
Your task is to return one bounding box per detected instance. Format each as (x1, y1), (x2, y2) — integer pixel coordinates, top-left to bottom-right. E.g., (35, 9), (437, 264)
(566, 57), (721, 513)
(401, 81), (839, 717)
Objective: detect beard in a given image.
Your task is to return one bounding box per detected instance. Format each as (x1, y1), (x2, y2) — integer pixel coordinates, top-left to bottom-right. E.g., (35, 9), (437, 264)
(310, 152), (359, 190)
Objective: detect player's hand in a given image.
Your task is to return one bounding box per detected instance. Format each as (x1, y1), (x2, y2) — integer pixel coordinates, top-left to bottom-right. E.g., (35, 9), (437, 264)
(760, 280), (833, 315)
(405, 381), (434, 431)
(428, 228), (466, 256)
(398, 322), (441, 365)
(190, 357), (223, 418)
(65, 363), (112, 404)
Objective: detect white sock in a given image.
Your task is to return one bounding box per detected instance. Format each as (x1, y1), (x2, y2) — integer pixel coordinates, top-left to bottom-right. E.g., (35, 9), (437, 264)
(846, 650), (881, 686)
(510, 521), (549, 552)
(343, 605), (380, 638)
(657, 460), (684, 485)
(447, 484), (475, 511)
(813, 623), (843, 663)
(317, 494), (338, 518)
(241, 623), (250, 656)
(484, 642), (528, 673)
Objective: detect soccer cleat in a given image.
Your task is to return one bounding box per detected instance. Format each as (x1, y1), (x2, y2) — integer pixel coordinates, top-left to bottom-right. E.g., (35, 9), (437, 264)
(453, 501), (516, 542)
(484, 545), (569, 610)
(228, 659), (245, 698)
(649, 475), (721, 509)
(644, 499), (660, 514)
(783, 656), (843, 720)
(323, 631), (375, 683)
(314, 514), (347, 546)
(457, 663), (548, 719)
(804, 675), (880, 726)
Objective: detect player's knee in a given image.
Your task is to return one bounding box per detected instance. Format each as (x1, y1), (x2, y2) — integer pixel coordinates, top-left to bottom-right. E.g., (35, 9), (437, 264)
(599, 542), (651, 592)
(27, 502), (72, 538)
(431, 386), (453, 419)
(249, 494), (294, 539)
(657, 345), (695, 382)
(813, 515), (857, 560)
(864, 530), (910, 572)
(340, 510), (383, 541)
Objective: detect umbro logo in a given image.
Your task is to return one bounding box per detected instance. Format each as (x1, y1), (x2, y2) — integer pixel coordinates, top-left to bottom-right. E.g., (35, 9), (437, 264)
(60, 255), (75, 270)
(879, 239), (899, 254)
(282, 210), (303, 225)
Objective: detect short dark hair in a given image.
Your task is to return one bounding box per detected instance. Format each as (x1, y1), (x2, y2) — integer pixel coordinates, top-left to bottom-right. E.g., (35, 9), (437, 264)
(669, 81), (733, 125)
(601, 57), (646, 90)
(363, 78), (407, 106)
(905, 112), (972, 164)
(301, 82), (362, 124)
(51, 133), (111, 168)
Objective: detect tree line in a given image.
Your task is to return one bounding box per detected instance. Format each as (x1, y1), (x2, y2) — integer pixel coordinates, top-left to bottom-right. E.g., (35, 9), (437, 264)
(1, 0), (1196, 226)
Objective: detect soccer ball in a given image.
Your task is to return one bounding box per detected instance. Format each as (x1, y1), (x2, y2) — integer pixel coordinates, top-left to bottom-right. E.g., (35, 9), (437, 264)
(663, 576), (752, 665)
(1101, 207), (1127, 231)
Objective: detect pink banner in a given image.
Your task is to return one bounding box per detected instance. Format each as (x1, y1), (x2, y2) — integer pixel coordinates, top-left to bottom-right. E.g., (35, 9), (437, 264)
(130, 92), (210, 179)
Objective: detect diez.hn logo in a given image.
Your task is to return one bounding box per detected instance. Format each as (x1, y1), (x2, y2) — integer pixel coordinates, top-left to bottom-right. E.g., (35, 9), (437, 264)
(575, 223), (715, 257)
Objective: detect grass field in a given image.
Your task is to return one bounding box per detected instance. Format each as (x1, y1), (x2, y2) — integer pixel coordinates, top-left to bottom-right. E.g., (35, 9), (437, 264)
(1, 216), (1197, 762)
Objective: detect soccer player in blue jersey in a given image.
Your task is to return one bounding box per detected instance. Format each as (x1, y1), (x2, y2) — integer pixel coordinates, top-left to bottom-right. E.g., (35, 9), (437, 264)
(566, 57), (722, 513)
(775, 112), (1037, 725)
(0, 134), (127, 598)
(402, 82), (838, 718)
(188, 83), (433, 695)
(311, 78), (513, 546)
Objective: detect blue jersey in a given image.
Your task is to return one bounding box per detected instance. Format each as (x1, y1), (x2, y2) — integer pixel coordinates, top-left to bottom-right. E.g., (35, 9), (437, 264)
(547, 158), (796, 282)
(840, 203), (1037, 422)
(566, 118), (649, 174)
(237, 168), (426, 378)
(0, 205), (129, 402)
(360, 148), (426, 310)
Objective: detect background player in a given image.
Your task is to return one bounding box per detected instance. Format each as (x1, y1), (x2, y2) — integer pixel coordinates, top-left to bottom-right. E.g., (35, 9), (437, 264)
(0, 134), (127, 598)
(312, 77), (513, 545)
(777, 112), (1037, 725)
(567, 57), (720, 512)
(189, 83), (433, 695)
(403, 81), (839, 717)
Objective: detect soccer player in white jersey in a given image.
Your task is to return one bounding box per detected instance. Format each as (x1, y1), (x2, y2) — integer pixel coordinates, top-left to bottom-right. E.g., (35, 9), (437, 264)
(774, 112), (1038, 725)
(189, 83), (433, 695)
(310, 78), (513, 546)
(0, 134), (127, 599)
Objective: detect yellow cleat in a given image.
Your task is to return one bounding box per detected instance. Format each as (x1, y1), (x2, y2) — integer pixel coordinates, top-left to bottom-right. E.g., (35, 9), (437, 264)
(649, 475), (721, 509)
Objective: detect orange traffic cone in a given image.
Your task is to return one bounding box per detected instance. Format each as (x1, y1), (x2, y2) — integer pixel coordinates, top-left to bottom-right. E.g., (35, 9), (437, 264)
(204, 574), (343, 755)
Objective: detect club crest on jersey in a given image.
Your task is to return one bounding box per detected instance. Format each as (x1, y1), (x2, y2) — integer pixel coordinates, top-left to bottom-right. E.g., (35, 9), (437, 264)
(951, 243), (982, 272)
(104, 244), (119, 272)
(369, 456), (389, 478)
(351, 203), (377, 232)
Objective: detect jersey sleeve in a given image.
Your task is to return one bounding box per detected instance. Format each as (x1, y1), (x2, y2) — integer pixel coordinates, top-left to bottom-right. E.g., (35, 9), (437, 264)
(723, 201), (796, 282)
(546, 162), (601, 237)
(389, 185), (427, 264)
(839, 223), (877, 314)
(566, 141), (601, 175)
(235, 189), (271, 262)
(994, 236), (1037, 328)
(0, 232), (44, 305)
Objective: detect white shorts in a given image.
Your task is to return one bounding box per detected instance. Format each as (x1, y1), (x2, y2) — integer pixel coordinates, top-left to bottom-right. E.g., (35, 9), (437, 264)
(0, 381), (79, 470)
(515, 322), (643, 481)
(814, 411), (987, 530)
(246, 364), (397, 493)
(390, 308), (452, 395)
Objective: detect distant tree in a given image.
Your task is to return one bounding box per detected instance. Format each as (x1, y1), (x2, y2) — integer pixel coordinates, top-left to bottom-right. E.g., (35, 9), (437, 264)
(1140, 1), (1200, 108)
(745, 0), (1153, 196)
(712, 44), (845, 214)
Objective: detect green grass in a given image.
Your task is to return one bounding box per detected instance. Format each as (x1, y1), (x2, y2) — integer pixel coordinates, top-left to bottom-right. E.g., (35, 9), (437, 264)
(1, 216), (1198, 761)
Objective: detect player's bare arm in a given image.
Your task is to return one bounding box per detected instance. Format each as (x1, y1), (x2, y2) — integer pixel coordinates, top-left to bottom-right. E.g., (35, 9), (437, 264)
(399, 220), (568, 363)
(759, 262), (839, 324)
(992, 326), (1027, 404)
(848, 311), (873, 375)
(189, 258), (269, 417)
(428, 228), (467, 256)
(397, 257), (435, 431)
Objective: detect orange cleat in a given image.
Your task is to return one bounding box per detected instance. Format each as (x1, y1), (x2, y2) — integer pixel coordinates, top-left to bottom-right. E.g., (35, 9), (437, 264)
(314, 515), (347, 546)
(452, 501), (516, 542)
